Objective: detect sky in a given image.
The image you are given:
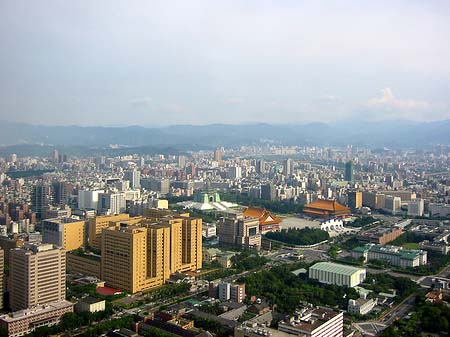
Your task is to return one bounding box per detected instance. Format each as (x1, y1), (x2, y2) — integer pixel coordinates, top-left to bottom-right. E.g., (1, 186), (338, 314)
(1, 0), (450, 126)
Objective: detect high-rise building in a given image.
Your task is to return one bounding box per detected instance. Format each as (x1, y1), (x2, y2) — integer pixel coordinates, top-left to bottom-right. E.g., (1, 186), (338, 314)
(98, 192), (126, 215)
(408, 199), (425, 217)
(31, 183), (53, 219)
(9, 243), (66, 311)
(124, 169), (141, 189)
(261, 183), (276, 201)
(53, 149), (59, 163)
(384, 195), (401, 215)
(344, 161), (354, 182)
(214, 149), (223, 162)
(52, 181), (69, 205)
(348, 191), (362, 210)
(284, 158), (294, 177)
(178, 155), (187, 169)
(256, 160), (266, 174)
(141, 178), (170, 195)
(88, 213), (134, 251)
(228, 166), (242, 179)
(0, 248), (3, 309)
(100, 213), (202, 293)
(42, 217), (85, 251)
(78, 189), (104, 210)
(218, 212), (261, 249)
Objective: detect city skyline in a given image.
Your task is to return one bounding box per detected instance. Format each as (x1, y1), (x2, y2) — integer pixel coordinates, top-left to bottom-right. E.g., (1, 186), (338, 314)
(1, 1), (450, 126)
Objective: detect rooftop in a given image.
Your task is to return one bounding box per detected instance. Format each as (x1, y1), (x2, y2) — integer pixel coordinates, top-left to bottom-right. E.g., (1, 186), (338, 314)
(310, 262), (365, 275)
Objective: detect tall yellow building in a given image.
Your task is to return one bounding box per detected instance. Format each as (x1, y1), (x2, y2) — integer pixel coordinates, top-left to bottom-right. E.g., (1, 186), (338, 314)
(101, 211), (202, 293)
(88, 214), (143, 251)
(42, 217), (85, 251)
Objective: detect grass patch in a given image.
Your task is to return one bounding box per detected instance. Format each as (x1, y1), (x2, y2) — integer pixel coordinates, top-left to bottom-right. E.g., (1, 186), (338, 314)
(402, 242), (420, 250)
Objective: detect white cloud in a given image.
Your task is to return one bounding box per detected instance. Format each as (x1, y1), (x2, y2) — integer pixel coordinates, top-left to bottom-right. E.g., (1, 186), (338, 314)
(368, 88), (430, 109)
(130, 97), (153, 107)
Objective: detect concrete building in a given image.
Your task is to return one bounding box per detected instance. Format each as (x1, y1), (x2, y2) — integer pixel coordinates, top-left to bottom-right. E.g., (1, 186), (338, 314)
(345, 161), (354, 182)
(429, 203), (450, 217)
(66, 251), (101, 278)
(230, 283), (246, 303)
(42, 217), (85, 251)
(362, 191), (386, 210)
(0, 249), (3, 309)
(88, 213), (132, 251)
(384, 195), (402, 215)
(218, 212), (261, 249)
(124, 169), (141, 189)
(78, 189), (104, 210)
(101, 213), (202, 293)
(284, 158), (294, 177)
(408, 199), (425, 217)
(9, 243), (66, 311)
(75, 296), (106, 313)
(218, 282), (231, 301)
(0, 300), (74, 337)
(278, 306), (344, 337)
(348, 298), (377, 315)
(351, 244), (427, 268)
(98, 192), (126, 215)
(356, 226), (403, 245)
(141, 178), (170, 195)
(228, 166), (242, 179)
(309, 262), (366, 287)
(348, 191), (362, 210)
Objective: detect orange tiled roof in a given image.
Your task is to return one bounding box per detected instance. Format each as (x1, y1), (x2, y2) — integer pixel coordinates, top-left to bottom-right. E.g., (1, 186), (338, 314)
(303, 200), (350, 216)
(244, 207), (282, 225)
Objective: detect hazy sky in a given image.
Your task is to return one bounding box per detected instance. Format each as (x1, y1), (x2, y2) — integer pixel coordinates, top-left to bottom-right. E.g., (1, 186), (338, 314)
(1, 1), (450, 126)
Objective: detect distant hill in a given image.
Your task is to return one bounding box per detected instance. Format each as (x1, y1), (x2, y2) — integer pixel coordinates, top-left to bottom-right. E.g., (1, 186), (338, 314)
(0, 120), (449, 151)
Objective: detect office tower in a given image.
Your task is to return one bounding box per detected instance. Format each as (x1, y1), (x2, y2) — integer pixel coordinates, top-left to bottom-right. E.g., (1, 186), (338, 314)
(0, 248), (3, 309)
(9, 243), (66, 311)
(78, 189), (104, 210)
(124, 169), (141, 189)
(53, 149), (59, 163)
(228, 166), (242, 179)
(384, 195), (401, 215)
(31, 183), (53, 219)
(348, 191), (362, 210)
(178, 155), (187, 169)
(88, 213), (131, 251)
(101, 213), (202, 293)
(256, 160), (266, 174)
(214, 149), (223, 162)
(408, 199), (425, 217)
(345, 161), (354, 182)
(284, 158), (294, 176)
(52, 181), (69, 205)
(218, 212), (261, 249)
(98, 192), (126, 215)
(42, 217), (85, 251)
(261, 183), (276, 201)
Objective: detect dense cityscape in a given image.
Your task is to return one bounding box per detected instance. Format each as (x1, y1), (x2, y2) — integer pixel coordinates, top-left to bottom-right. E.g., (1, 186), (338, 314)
(1, 1), (450, 336)
(0, 144), (447, 336)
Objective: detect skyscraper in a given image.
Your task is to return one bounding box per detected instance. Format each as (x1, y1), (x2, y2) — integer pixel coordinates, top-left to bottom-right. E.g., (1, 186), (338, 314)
(348, 191), (362, 210)
(42, 217), (85, 251)
(31, 183), (53, 219)
(124, 169), (141, 189)
(261, 183), (276, 201)
(9, 243), (66, 311)
(344, 161), (354, 182)
(214, 149), (223, 162)
(284, 158), (294, 176)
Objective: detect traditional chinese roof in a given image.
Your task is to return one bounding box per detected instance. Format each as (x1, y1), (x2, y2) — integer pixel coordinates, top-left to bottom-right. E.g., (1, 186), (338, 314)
(303, 200), (350, 217)
(243, 207), (282, 225)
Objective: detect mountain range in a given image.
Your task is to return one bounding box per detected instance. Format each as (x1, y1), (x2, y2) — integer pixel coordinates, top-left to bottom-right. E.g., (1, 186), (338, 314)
(0, 120), (448, 155)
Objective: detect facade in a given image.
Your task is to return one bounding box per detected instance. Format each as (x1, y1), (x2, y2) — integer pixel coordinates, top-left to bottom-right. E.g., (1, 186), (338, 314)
(356, 226), (403, 245)
(344, 161), (354, 182)
(124, 169), (141, 189)
(384, 195), (402, 215)
(98, 192), (127, 215)
(42, 217), (85, 251)
(261, 183), (276, 201)
(348, 298), (377, 315)
(303, 200), (350, 218)
(218, 212), (261, 249)
(284, 158), (294, 177)
(429, 203), (450, 217)
(9, 243), (66, 311)
(278, 307), (344, 337)
(75, 296), (106, 313)
(309, 262), (366, 287)
(78, 189), (104, 210)
(0, 300), (74, 337)
(408, 199), (425, 217)
(362, 191), (386, 210)
(202, 223), (217, 238)
(88, 213), (131, 251)
(31, 184), (53, 219)
(66, 252), (101, 278)
(230, 283), (246, 303)
(351, 244), (427, 268)
(218, 282), (231, 301)
(348, 191), (362, 210)
(101, 213), (202, 293)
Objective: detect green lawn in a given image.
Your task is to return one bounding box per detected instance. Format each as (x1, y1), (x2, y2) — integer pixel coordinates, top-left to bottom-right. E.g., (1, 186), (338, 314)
(402, 243), (420, 250)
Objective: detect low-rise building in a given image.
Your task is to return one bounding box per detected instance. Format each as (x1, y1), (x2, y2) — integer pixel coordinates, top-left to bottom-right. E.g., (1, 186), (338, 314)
(309, 262), (366, 287)
(278, 306), (343, 337)
(0, 300), (74, 337)
(75, 296), (106, 313)
(351, 244), (427, 268)
(356, 226), (403, 245)
(347, 298), (377, 315)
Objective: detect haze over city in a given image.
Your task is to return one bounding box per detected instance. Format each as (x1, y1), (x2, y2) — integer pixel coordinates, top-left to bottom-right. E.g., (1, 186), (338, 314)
(1, 0), (450, 126)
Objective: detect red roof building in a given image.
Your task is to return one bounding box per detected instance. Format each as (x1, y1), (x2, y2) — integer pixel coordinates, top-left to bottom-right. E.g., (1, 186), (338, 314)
(243, 207), (282, 234)
(303, 200), (350, 218)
